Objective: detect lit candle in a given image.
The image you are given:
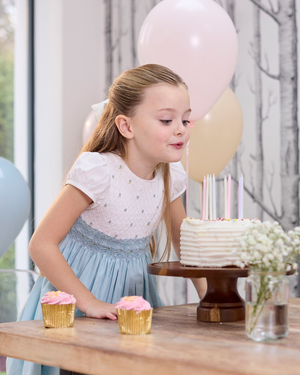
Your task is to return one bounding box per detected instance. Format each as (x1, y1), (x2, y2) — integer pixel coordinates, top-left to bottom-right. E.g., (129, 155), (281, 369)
(213, 174), (216, 220)
(224, 176), (227, 219)
(227, 174), (231, 219)
(202, 176), (206, 220)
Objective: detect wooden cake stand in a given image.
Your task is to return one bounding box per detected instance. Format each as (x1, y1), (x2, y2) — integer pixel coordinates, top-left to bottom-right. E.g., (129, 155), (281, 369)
(147, 261), (248, 323)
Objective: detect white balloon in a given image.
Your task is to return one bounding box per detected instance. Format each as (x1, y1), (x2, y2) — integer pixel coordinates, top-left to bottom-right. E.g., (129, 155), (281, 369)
(82, 100), (109, 144)
(82, 111), (98, 144)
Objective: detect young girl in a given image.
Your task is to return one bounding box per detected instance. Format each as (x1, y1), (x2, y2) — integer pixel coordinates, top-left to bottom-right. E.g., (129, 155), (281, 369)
(7, 64), (205, 375)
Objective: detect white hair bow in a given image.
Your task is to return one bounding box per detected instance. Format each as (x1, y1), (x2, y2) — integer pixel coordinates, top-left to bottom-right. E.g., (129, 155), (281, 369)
(91, 99), (109, 121)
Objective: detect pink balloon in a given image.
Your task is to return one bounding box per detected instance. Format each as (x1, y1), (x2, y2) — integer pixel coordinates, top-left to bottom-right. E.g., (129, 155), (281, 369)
(138, 0), (238, 121)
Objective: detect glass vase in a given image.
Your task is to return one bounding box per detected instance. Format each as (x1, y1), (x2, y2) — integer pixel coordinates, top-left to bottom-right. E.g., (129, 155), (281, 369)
(245, 269), (289, 342)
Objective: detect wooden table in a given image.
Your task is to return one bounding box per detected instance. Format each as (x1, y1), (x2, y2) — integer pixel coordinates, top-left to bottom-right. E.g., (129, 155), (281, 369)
(1, 299), (300, 375)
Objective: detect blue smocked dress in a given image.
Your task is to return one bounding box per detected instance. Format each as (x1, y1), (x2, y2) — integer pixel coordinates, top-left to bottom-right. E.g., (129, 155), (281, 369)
(7, 152), (186, 375)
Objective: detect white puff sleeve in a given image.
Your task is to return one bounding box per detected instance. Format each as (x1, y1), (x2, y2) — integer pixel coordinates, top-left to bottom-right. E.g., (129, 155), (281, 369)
(66, 152), (110, 209)
(169, 162), (186, 202)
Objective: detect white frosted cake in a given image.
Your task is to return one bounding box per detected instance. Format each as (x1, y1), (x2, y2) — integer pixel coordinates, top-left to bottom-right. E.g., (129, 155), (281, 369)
(180, 218), (256, 267)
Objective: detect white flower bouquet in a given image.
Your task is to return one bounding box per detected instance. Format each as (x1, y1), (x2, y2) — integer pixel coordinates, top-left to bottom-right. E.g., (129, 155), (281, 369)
(236, 221), (300, 272)
(236, 221), (300, 340)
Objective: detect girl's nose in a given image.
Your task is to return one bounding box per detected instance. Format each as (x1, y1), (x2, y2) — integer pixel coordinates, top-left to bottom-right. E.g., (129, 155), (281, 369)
(174, 121), (186, 136)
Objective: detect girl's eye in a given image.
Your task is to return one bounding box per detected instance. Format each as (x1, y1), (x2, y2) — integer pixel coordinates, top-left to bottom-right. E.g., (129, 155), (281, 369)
(160, 120), (171, 124)
(182, 120), (190, 126)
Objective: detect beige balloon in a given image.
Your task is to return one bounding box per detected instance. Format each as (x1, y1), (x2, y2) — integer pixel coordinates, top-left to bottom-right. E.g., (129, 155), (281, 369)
(181, 87), (243, 183)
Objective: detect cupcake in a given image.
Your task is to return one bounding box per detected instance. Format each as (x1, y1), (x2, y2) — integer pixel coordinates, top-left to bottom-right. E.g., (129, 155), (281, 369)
(115, 296), (153, 335)
(41, 291), (76, 328)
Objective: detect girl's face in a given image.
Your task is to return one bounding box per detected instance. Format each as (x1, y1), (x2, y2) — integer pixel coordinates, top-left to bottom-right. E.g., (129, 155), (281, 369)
(127, 83), (191, 167)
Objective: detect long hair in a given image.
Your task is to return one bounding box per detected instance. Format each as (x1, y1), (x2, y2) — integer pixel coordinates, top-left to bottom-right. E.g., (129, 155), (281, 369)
(81, 64), (187, 261)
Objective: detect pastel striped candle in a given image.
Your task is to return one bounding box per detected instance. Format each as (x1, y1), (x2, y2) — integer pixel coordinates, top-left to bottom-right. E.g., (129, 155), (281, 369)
(227, 174), (231, 219)
(202, 176), (206, 220)
(238, 176), (241, 219)
(205, 175), (209, 220)
(240, 174), (243, 218)
(209, 175), (213, 220)
(199, 182), (203, 216)
(224, 176), (227, 219)
(186, 141), (189, 217)
(213, 174), (216, 220)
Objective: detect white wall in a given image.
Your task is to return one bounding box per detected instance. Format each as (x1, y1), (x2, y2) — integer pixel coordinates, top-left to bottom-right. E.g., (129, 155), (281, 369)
(34, 0), (104, 226)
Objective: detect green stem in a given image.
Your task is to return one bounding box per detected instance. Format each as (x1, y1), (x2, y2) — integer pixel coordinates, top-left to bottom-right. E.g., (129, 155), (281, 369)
(249, 275), (275, 334)
(250, 302), (267, 334)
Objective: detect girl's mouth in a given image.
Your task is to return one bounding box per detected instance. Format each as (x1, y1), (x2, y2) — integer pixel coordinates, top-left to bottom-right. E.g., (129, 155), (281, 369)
(170, 142), (184, 149)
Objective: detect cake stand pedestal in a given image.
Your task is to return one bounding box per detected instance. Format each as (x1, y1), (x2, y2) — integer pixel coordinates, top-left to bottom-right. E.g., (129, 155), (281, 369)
(147, 261), (248, 323)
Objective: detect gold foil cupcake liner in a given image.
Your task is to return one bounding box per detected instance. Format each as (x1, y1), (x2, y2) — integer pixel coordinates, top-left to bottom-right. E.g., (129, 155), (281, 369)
(41, 303), (75, 328)
(117, 309), (153, 335)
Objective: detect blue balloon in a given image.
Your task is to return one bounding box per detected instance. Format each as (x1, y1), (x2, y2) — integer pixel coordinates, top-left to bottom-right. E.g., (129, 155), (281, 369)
(0, 157), (31, 257)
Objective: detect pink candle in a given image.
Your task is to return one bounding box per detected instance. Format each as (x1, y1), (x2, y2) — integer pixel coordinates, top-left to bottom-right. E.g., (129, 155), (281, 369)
(205, 175), (209, 220)
(213, 174), (216, 220)
(241, 174), (243, 218)
(227, 174), (231, 219)
(202, 176), (206, 220)
(238, 176), (241, 219)
(224, 176), (227, 219)
(186, 141), (189, 217)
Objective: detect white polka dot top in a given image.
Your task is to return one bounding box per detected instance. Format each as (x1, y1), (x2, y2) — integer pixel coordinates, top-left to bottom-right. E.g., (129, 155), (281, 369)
(66, 152), (186, 240)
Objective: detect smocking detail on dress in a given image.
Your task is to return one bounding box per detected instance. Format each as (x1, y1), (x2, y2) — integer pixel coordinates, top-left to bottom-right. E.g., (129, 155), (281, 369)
(67, 216), (152, 258)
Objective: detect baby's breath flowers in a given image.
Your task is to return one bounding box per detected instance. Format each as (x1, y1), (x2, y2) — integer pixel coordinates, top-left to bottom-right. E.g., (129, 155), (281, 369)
(236, 221), (300, 272)
(236, 221), (300, 337)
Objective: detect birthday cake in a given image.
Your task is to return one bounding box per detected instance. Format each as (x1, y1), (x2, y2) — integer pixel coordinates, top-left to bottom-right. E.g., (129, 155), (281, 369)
(180, 218), (256, 267)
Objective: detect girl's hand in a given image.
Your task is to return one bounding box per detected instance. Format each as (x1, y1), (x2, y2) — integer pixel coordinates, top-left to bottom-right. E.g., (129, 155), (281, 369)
(84, 298), (117, 320)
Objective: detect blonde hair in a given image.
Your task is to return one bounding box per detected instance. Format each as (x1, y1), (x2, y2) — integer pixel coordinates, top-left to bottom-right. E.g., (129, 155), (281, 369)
(81, 64), (187, 261)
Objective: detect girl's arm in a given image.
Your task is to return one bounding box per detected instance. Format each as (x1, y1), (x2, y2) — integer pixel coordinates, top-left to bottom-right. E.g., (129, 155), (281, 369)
(29, 184), (117, 320)
(170, 196), (207, 299)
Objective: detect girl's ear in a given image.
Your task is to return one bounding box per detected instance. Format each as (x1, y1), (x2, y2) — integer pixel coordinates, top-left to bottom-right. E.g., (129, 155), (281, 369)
(115, 115), (134, 139)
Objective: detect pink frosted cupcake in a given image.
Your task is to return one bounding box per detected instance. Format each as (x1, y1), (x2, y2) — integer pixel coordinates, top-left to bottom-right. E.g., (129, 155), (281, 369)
(41, 291), (76, 328)
(115, 296), (153, 335)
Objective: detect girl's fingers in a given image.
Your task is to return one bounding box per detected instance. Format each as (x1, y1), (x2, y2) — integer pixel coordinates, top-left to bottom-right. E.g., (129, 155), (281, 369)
(106, 312), (117, 320)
